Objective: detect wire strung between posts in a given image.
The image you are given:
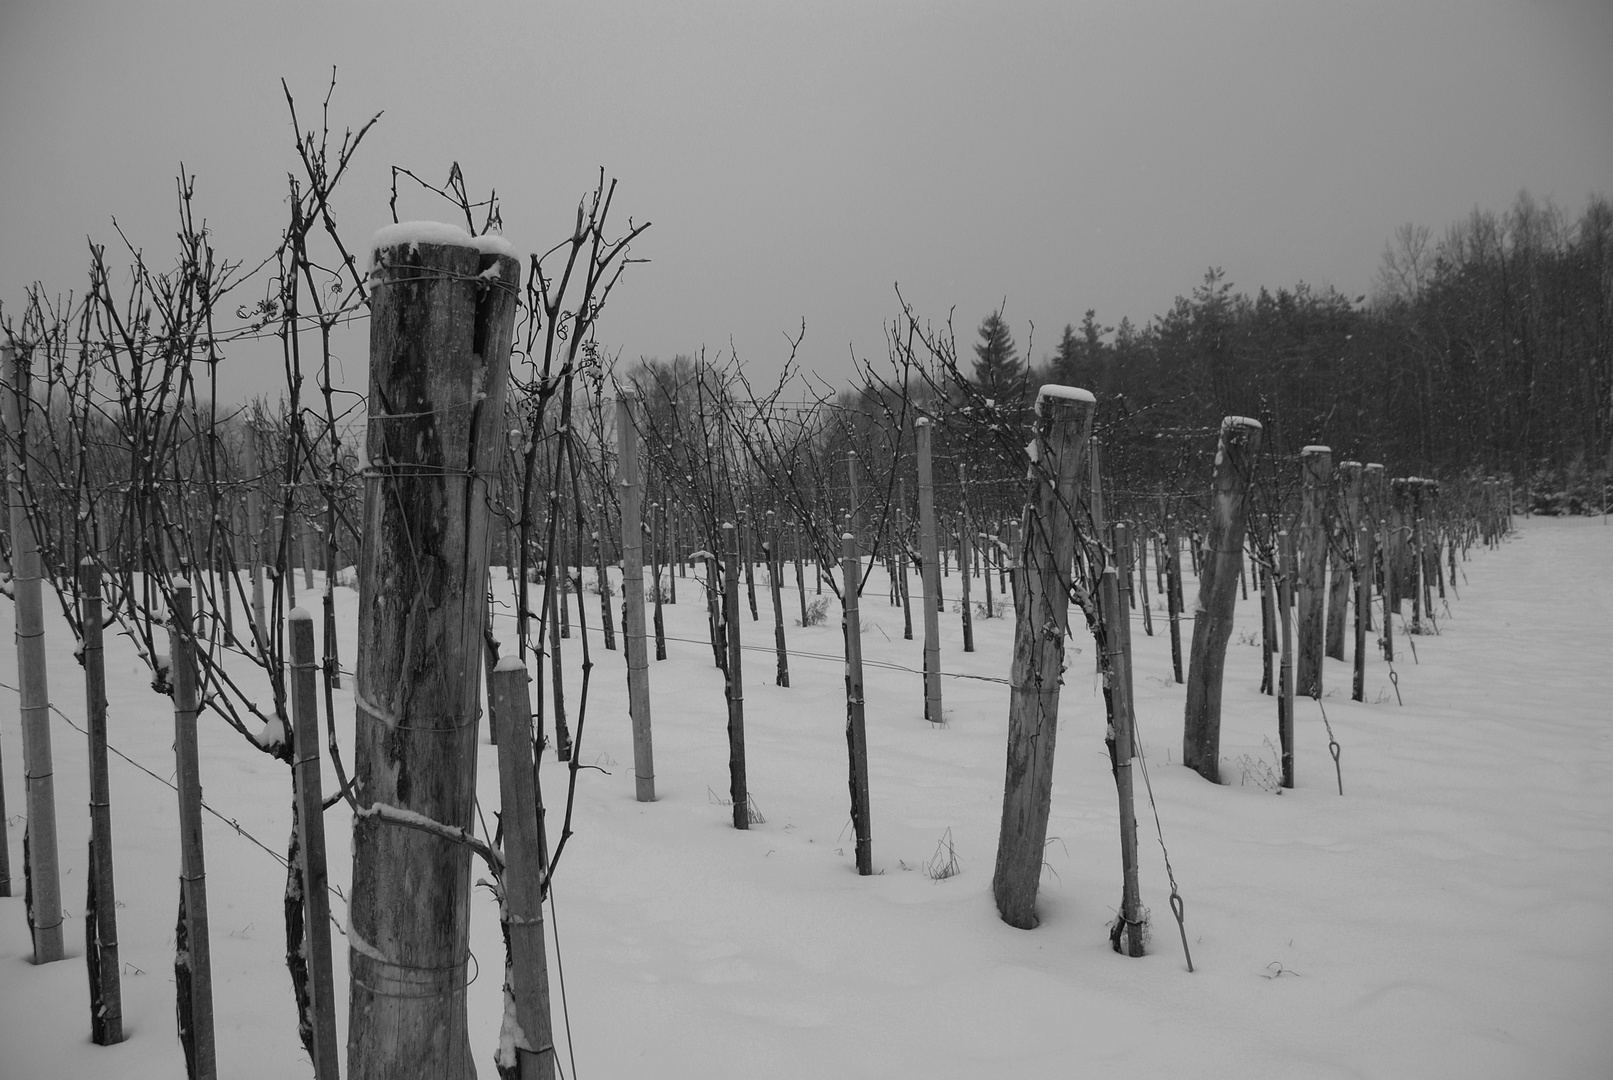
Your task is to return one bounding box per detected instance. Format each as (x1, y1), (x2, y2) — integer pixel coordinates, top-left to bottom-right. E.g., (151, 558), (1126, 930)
(1311, 693), (1344, 796)
(1126, 709), (1194, 973)
(0, 677), (348, 911)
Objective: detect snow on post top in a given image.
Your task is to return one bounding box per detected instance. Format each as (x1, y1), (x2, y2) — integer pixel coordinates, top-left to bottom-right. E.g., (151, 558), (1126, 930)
(1222, 415), (1262, 430)
(1034, 384), (1095, 415)
(288, 606), (313, 622)
(370, 221), (518, 264)
(1301, 444), (1331, 455)
(494, 654), (527, 673)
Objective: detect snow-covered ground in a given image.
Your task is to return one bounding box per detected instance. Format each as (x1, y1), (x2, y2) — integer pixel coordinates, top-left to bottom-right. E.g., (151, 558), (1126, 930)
(2, 516), (1609, 1079)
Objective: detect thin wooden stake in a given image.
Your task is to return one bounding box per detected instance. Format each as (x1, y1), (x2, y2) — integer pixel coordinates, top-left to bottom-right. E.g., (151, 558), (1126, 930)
(723, 523), (749, 829)
(170, 585), (217, 1080)
(1100, 566), (1144, 956)
(80, 559), (123, 1043)
(1278, 532), (1297, 789)
(289, 610), (338, 1080)
(841, 531), (872, 875)
(491, 657), (556, 1080)
(617, 394), (655, 802)
(3, 345), (63, 962)
(915, 419), (943, 724)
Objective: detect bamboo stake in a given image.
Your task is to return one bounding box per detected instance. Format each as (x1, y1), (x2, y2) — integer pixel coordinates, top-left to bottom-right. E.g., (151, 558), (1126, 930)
(617, 394), (655, 802)
(170, 584), (217, 1080)
(491, 657), (556, 1080)
(289, 611), (338, 1080)
(992, 387), (1094, 929)
(3, 345), (63, 962)
(841, 531), (872, 875)
(80, 559), (122, 1043)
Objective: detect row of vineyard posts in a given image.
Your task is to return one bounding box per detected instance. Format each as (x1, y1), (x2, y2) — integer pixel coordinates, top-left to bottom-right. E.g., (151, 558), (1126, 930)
(1, 226), (1518, 1078)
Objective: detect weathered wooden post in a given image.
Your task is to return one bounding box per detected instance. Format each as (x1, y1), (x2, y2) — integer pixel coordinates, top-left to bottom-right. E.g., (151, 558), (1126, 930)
(722, 522), (749, 829)
(2, 344), (63, 963)
(170, 584), (217, 1080)
(617, 393), (655, 802)
(289, 610), (338, 1080)
(992, 386), (1095, 930)
(1296, 446), (1332, 699)
(915, 419), (943, 724)
(1182, 416), (1263, 784)
(80, 559), (123, 1044)
(491, 657), (556, 1080)
(1278, 532), (1297, 789)
(1326, 462), (1363, 661)
(841, 531), (873, 875)
(348, 224), (518, 1080)
(1363, 464), (1385, 631)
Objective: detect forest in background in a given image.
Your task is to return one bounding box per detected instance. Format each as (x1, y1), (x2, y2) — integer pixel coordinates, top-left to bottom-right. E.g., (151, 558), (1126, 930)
(949, 191), (1611, 515)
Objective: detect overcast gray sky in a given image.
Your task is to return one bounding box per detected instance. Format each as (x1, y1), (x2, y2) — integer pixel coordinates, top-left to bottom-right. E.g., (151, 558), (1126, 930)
(2, 0), (1609, 403)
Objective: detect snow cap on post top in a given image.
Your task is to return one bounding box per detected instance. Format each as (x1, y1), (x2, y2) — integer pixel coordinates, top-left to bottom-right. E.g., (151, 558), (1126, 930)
(1222, 415), (1262, 431)
(288, 606), (313, 623)
(1035, 384), (1096, 415)
(494, 653), (527, 674)
(369, 221), (518, 268)
(1301, 444), (1331, 455)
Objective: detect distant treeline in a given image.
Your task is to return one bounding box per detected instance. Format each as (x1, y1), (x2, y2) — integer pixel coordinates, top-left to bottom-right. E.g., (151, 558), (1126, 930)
(987, 191), (1612, 501)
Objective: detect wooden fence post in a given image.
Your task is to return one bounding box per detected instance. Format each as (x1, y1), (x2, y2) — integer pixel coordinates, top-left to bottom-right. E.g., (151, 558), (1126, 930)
(348, 228), (518, 1080)
(289, 610), (338, 1080)
(617, 393), (655, 802)
(723, 522), (749, 829)
(1296, 446), (1332, 699)
(915, 419), (943, 724)
(80, 559), (123, 1043)
(491, 657), (556, 1080)
(3, 344), (63, 963)
(170, 584), (217, 1080)
(841, 531), (872, 875)
(992, 386), (1095, 930)
(1182, 416), (1263, 783)
(1326, 462), (1362, 660)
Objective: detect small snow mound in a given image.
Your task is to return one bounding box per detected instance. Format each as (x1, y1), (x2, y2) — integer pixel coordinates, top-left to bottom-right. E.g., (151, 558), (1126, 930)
(1222, 415), (1262, 430)
(1301, 444), (1331, 455)
(494, 654), (527, 673)
(287, 606), (314, 622)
